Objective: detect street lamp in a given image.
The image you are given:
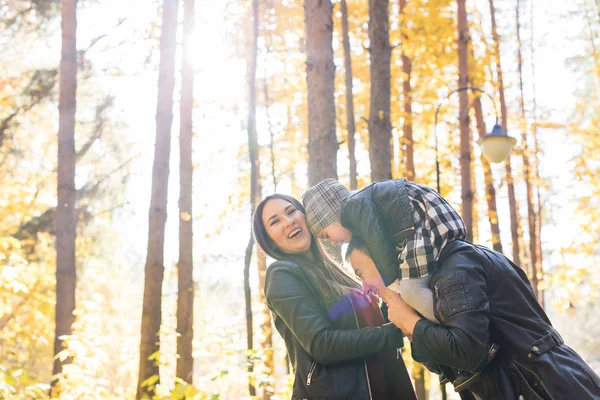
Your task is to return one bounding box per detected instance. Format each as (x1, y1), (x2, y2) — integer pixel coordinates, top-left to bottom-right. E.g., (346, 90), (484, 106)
(434, 86), (516, 193)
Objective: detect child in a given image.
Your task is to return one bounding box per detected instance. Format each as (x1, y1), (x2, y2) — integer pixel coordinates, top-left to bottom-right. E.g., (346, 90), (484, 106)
(302, 178), (467, 322)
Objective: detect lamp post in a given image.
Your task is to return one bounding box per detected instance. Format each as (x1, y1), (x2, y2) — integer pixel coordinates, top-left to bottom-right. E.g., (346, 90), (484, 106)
(433, 86), (516, 193)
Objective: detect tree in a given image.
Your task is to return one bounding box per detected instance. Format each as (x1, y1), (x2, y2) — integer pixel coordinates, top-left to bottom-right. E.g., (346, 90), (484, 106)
(489, 0), (522, 266)
(340, 0), (357, 190)
(368, 0), (392, 182)
(473, 95), (503, 253)
(243, 0), (261, 396)
(304, 0), (338, 186)
(176, 0), (195, 384)
(398, 0), (415, 183)
(52, 0), (77, 395)
(457, 0), (473, 242)
(136, 0), (179, 398)
(468, 39), (503, 253)
(529, 0), (544, 306)
(516, 0), (539, 297)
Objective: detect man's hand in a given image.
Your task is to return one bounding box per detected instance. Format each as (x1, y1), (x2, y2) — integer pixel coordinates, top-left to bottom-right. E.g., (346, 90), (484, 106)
(380, 288), (422, 339)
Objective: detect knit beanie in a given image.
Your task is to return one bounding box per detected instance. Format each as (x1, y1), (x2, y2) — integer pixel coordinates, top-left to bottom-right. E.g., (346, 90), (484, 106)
(302, 179), (350, 235)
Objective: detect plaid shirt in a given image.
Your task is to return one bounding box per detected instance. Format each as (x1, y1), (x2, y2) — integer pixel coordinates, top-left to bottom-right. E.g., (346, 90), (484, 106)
(397, 182), (467, 279)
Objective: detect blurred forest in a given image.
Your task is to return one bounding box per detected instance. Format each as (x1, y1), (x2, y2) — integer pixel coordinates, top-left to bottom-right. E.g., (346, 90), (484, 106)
(0, 0), (599, 399)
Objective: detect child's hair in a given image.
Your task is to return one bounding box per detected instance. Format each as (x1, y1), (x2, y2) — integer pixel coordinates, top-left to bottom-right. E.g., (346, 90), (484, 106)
(345, 235), (370, 262)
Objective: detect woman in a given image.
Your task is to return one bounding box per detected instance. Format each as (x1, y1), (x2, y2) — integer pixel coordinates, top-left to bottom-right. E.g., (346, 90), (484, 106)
(253, 193), (417, 400)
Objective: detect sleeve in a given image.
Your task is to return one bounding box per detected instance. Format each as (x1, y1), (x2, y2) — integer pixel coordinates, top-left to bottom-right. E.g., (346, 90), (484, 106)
(409, 253), (490, 372)
(340, 198), (399, 285)
(398, 277), (437, 323)
(265, 262), (404, 366)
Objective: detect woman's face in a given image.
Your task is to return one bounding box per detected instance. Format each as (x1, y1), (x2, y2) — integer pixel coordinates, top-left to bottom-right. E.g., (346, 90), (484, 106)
(262, 198), (312, 255)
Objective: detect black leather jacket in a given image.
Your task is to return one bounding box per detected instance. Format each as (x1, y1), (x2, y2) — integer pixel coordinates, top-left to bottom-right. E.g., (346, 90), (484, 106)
(412, 240), (600, 399)
(264, 260), (412, 399)
(340, 179), (414, 286)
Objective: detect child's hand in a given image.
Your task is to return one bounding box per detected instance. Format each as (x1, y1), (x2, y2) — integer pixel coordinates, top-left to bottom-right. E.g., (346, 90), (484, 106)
(366, 292), (381, 305)
(381, 289), (422, 339)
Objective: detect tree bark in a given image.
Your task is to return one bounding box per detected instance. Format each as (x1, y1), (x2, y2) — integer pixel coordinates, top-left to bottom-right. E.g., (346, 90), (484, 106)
(243, 237), (256, 396)
(304, 0), (338, 186)
(263, 69), (278, 191)
(530, 0), (544, 307)
(469, 45), (503, 253)
(473, 96), (503, 253)
(368, 0), (392, 182)
(52, 0), (77, 396)
(398, 0), (414, 182)
(136, 0), (179, 398)
(457, 0), (473, 242)
(244, 0), (261, 395)
(176, 0), (195, 384)
(489, 0), (522, 266)
(340, 0), (357, 190)
(258, 250), (274, 400)
(414, 364), (428, 400)
(516, 0), (539, 298)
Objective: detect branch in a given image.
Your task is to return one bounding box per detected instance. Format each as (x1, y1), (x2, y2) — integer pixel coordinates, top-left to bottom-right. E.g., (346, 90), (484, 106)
(76, 93), (114, 162)
(81, 18), (128, 54)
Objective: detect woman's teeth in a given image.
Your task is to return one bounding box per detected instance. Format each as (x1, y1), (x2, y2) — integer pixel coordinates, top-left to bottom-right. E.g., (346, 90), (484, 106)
(288, 228), (302, 239)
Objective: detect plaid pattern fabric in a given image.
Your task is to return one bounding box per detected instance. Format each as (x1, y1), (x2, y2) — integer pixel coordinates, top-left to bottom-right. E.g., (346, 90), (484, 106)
(397, 182), (467, 279)
(302, 179), (350, 235)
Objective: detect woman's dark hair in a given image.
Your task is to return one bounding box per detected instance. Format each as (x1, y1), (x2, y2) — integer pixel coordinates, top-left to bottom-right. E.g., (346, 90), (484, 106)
(253, 194), (360, 303)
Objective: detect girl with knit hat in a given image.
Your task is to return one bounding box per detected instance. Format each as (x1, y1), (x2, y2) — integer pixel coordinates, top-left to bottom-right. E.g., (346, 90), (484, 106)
(302, 178), (465, 322)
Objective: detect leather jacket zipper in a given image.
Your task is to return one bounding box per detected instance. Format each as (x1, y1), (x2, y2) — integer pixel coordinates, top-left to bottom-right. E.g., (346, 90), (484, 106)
(351, 302), (373, 399)
(306, 360), (317, 386)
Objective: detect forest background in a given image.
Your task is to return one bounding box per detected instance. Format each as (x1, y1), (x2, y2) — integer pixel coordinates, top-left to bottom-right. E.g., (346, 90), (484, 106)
(1, 0), (599, 399)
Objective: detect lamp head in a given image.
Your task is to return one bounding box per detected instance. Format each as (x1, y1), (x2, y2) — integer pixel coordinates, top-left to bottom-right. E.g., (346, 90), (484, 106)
(477, 123), (517, 163)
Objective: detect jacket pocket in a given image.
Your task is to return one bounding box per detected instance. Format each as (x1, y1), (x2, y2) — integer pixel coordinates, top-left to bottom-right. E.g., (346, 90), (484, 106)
(293, 359), (363, 399)
(435, 271), (473, 321)
(304, 361), (335, 396)
(511, 362), (551, 400)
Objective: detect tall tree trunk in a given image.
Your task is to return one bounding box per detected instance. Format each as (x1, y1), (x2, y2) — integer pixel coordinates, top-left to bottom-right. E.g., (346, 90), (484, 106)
(368, 0), (392, 182)
(257, 249), (274, 400)
(516, 0), (539, 298)
(470, 120), (478, 243)
(176, 0), (195, 384)
(398, 0), (414, 182)
(52, 0), (77, 396)
(263, 65), (278, 191)
(136, 0), (179, 398)
(244, 0), (261, 395)
(469, 46), (503, 253)
(413, 364), (428, 400)
(243, 237), (256, 396)
(530, 0), (544, 307)
(304, 0), (338, 186)
(340, 0), (357, 190)
(457, 0), (473, 242)
(489, 0), (522, 265)
(473, 96), (503, 253)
